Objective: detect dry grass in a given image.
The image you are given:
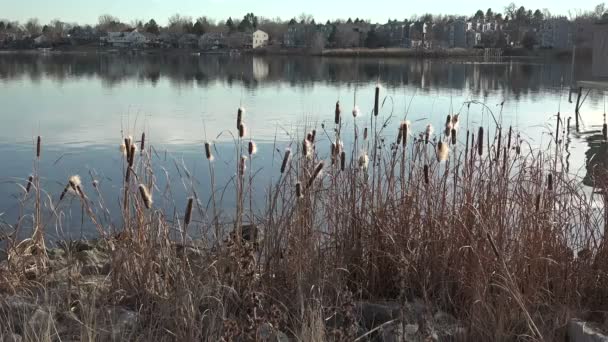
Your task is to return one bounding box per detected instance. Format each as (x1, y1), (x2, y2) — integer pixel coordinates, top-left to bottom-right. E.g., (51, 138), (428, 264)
(1, 92), (607, 342)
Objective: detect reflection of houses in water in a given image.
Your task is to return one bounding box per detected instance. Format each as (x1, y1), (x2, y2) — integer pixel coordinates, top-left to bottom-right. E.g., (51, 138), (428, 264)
(582, 131), (608, 189)
(252, 57), (269, 80)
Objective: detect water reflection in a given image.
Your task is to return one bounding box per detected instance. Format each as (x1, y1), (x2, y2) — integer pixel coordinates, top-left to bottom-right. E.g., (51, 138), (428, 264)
(0, 53), (597, 99)
(583, 129), (608, 189)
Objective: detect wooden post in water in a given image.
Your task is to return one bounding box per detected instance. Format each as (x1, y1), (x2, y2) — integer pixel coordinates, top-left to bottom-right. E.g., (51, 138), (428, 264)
(575, 86), (583, 129)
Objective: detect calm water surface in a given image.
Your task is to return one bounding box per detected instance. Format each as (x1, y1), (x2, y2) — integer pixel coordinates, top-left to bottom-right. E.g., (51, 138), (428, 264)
(0, 53), (606, 238)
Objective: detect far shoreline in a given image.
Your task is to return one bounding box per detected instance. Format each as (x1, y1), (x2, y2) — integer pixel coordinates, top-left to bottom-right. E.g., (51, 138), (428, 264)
(0, 45), (590, 60)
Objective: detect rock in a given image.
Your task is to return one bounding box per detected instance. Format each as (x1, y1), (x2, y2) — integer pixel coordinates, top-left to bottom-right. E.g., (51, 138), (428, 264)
(568, 319), (608, 342)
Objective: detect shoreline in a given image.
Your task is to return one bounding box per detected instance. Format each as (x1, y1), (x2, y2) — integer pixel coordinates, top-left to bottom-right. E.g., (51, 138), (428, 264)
(0, 46), (590, 60)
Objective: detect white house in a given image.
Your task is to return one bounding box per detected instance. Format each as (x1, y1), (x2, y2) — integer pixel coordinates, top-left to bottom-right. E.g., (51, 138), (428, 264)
(103, 29), (149, 48)
(252, 30), (268, 49)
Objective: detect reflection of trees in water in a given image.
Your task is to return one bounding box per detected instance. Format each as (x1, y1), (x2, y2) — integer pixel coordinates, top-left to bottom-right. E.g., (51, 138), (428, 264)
(583, 131), (608, 189)
(0, 53), (595, 96)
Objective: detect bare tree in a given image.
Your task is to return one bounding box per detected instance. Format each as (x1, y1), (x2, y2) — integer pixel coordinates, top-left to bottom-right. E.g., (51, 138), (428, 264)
(167, 14), (192, 34)
(24, 18), (41, 36)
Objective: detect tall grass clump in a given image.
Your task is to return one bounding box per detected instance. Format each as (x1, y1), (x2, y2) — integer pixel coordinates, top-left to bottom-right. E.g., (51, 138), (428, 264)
(1, 91), (607, 342)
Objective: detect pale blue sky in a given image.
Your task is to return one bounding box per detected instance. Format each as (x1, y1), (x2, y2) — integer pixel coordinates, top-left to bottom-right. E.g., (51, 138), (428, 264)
(1, 0), (603, 25)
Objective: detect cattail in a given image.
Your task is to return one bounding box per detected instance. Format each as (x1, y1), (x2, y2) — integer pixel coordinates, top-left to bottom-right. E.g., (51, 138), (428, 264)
(359, 153), (369, 171)
(340, 151), (346, 171)
(352, 105), (360, 118)
(36, 136), (41, 159)
(248, 141), (257, 155)
(120, 142), (127, 156)
(93, 180), (99, 189)
(68, 175), (82, 193)
(496, 128), (502, 161)
(603, 123), (608, 140)
(140, 132), (146, 151)
(555, 112), (560, 145)
(184, 197), (194, 225)
(451, 129), (457, 145)
(306, 132), (313, 142)
(239, 155), (247, 175)
(306, 161), (324, 188)
(311, 130), (316, 143)
(237, 107), (244, 130)
(401, 121), (410, 147)
(238, 123), (246, 138)
(547, 173), (553, 191)
(425, 124), (434, 144)
(516, 145), (521, 155)
(280, 148), (291, 173)
(334, 101), (341, 125)
(295, 182), (303, 198)
(204, 142), (214, 161)
(507, 126), (513, 149)
(364, 127), (368, 140)
(445, 121), (453, 137)
(423, 164), (429, 184)
(124, 137), (132, 160)
(25, 175), (34, 193)
(397, 128), (403, 146)
(303, 139), (312, 158)
(477, 127), (484, 156)
(437, 142), (449, 161)
(331, 142), (336, 158)
(446, 115), (452, 125)
(128, 145), (136, 167)
(535, 194), (541, 212)
(451, 114), (459, 131)
(374, 84), (380, 116)
(138, 184), (152, 209)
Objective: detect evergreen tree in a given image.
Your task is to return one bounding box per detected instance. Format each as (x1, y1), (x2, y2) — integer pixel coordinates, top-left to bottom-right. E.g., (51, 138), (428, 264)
(226, 17), (236, 33)
(144, 19), (159, 35)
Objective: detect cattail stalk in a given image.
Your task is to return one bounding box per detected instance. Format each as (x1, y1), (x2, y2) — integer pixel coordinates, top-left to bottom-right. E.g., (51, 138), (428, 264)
(138, 184), (152, 209)
(36, 136), (41, 159)
(334, 101), (341, 125)
(306, 162), (324, 189)
(374, 85), (380, 116)
(280, 149), (291, 174)
(477, 127), (484, 156)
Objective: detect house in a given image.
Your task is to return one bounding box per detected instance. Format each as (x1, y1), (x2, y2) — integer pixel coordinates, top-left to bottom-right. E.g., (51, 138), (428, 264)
(378, 20), (409, 47)
(252, 30), (268, 49)
(592, 23), (608, 78)
(466, 30), (482, 48)
(409, 21), (427, 48)
(199, 32), (227, 50)
(158, 33), (179, 48)
(33, 34), (51, 46)
(540, 18), (572, 49)
(178, 34), (199, 49)
(102, 29), (149, 48)
(449, 20), (467, 48)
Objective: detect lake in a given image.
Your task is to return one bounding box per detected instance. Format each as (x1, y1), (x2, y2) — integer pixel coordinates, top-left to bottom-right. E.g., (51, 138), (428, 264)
(0, 52), (606, 239)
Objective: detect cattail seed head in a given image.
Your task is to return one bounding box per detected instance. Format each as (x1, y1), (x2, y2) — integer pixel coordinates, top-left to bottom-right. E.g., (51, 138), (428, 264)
(425, 124), (434, 144)
(204, 142), (214, 161)
(239, 155), (247, 176)
(140, 132), (146, 151)
(477, 126), (484, 156)
(238, 123), (246, 138)
(340, 151), (346, 171)
(237, 107), (244, 130)
(36, 136), (41, 159)
(280, 148), (291, 173)
(451, 114), (460, 131)
(401, 121), (410, 147)
(451, 129), (457, 145)
(507, 126), (513, 149)
(120, 142), (127, 156)
(138, 184), (152, 209)
(306, 132), (313, 142)
(25, 175), (34, 193)
(446, 115), (452, 125)
(306, 161), (324, 188)
(547, 173), (553, 191)
(184, 197), (194, 225)
(311, 129), (316, 143)
(68, 175), (82, 192)
(445, 121), (453, 137)
(437, 142), (449, 162)
(603, 124), (608, 140)
(535, 194), (541, 211)
(374, 84), (380, 116)
(128, 145), (136, 167)
(364, 127), (368, 140)
(295, 182), (303, 198)
(352, 105), (360, 118)
(358, 153), (369, 171)
(248, 141), (257, 155)
(423, 164), (429, 184)
(334, 101), (341, 125)
(302, 139), (312, 159)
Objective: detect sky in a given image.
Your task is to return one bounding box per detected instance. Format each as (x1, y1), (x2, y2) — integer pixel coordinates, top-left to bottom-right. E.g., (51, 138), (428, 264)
(1, 0), (603, 25)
